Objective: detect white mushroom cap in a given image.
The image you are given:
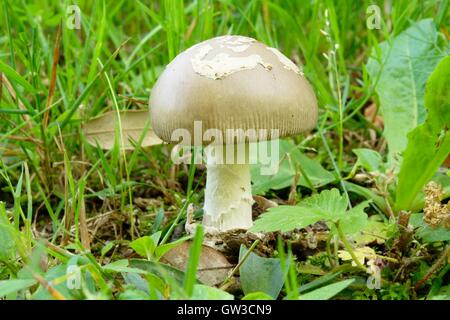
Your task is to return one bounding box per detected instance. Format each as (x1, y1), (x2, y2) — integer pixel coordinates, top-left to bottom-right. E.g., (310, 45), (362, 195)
(150, 35), (318, 144)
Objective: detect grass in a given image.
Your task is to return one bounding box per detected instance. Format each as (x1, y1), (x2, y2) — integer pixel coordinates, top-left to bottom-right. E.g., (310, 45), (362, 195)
(0, 0), (449, 300)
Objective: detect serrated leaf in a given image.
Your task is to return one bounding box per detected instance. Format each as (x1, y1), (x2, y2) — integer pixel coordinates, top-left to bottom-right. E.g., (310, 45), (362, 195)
(83, 110), (162, 150)
(396, 56), (450, 211)
(301, 189), (348, 220)
(252, 189), (369, 235)
(251, 189), (350, 233)
(366, 19), (446, 168)
(337, 201), (370, 235)
(250, 205), (324, 232)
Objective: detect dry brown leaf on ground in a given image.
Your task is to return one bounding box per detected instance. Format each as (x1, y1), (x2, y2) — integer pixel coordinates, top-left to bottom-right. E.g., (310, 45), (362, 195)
(83, 110), (162, 150)
(161, 241), (233, 286)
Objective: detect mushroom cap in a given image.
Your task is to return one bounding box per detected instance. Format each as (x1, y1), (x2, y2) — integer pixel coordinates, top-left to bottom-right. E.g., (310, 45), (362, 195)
(150, 35), (318, 145)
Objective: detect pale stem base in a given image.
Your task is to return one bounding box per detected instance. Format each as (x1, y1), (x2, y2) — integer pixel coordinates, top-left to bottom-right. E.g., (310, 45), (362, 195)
(202, 161), (254, 232)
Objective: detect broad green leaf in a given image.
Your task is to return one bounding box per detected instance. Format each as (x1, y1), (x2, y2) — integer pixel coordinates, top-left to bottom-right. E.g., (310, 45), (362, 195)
(298, 279), (355, 300)
(242, 292), (274, 300)
(367, 19), (446, 168)
(0, 279), (37, 297)
(0, 202), (16, 261)
(118, 288), (150, 300)
(128, 259), (186, 284)
(251, 140), (335, 194)
(103, 259), (147, 274)
(239, 246), (284, 299)
(298, 271), (343, 294)
(31, 264), (78, 299)
(343, 181), (388, 214)
(154, 236), (190, 260)
(130, 236), (157, 260)
(100, 242), (115, 257)
(353, 216), (389, 245)
(83, 110), (162, 150)
(417, 226), (450, 243)
(190, 284), (234, 300)
(122, 273), (150, 294)
(396, 56), (450, 211)
(428, 285), (450, 300)
(150, 231), (162, 245)
(353, 148), (383, 173)
(410, 213), (450, 243)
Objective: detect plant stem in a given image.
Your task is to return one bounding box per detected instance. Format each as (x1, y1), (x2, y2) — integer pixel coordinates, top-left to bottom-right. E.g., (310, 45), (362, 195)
(335, 221), (367, 272)
(326, 233), (336, 268)
(220, 239), (260, 289)
(415, 245), (450, 290)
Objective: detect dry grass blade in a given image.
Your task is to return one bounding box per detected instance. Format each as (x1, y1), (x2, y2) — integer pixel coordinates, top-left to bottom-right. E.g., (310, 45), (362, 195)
(43, 22), (62, 128)
(79, 196), (91, 251)
(1, 73), (31, 124)
(83, 110), (162, 150)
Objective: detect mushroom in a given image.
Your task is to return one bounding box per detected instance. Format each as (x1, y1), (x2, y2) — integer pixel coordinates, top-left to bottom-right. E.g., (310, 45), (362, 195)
(150, 35), (318, 233)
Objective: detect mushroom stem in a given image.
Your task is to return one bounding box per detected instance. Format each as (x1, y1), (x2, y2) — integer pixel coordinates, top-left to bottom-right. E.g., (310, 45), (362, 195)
(203, 158), (254, 232)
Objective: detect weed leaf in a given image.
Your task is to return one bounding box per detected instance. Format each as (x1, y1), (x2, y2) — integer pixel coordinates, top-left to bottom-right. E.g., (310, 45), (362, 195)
(396, 56), (450, 211)
(367, 19), (446, 168)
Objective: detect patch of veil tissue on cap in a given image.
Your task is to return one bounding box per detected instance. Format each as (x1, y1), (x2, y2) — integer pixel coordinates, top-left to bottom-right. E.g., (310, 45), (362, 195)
(266, 47), (304, 76)
(217, 35), (255, 52)
(190, 36), (272, 80)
